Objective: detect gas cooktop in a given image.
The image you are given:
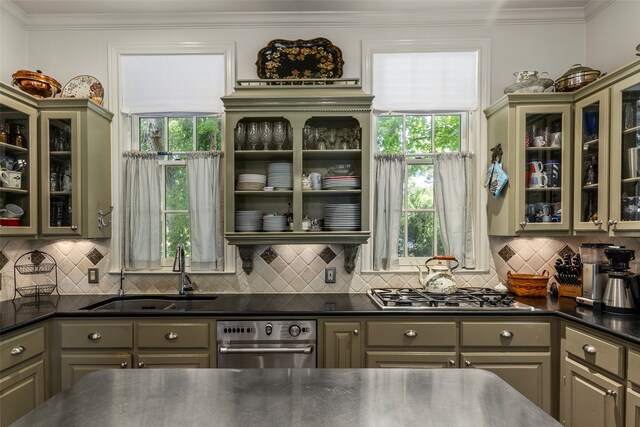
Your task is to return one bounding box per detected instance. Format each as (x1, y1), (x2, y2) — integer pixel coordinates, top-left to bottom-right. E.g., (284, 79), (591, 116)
(367, 287), (536, 311)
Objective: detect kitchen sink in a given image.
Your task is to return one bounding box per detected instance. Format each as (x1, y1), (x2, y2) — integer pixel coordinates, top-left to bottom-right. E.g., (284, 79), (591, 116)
(82, 295), (219, 312)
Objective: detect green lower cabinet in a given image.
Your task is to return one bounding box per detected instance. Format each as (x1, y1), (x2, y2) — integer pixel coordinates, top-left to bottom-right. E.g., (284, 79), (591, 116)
(135, 353), (209, 369)
(322, 322), (362, 368)
(461, 352), (552, 414)
(0, 357), (45, 427)
(562, 357), (624, 427)
(60, 353), (132, 390)
(627, 387), (640, 427)
(365, 351), (457, 368)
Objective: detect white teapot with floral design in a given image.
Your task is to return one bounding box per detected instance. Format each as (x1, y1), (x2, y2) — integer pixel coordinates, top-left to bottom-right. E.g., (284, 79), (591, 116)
(417, 256), (460, 294)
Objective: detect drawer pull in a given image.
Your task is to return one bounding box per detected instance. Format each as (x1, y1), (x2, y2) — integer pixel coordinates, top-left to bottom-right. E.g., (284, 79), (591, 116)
(464, 360), (472, 368)
(120, 362), (128, 368)
(582, 344), (596, 354)
(404, 330), (417, 338)
(137, 361), (145, 368)
(500, 330), (513, 339)
(165, 332), (179, 341)
(10, 346), (25, 355)
(88, 332), (102, 341)
(353, 329), (359, 336)
(606, 390), (617, 397)
(448, 359), (456, 367)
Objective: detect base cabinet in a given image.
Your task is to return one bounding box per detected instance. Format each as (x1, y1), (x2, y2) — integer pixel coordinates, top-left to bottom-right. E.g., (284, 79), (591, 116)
(0, 358), (45, 427)
(627, 388), (640, 427)
(562, 357), (624, 427)
(60, 353), (132, 389)
(366, 351), (456, 368)
(322, 321), (362, 368)
(461, 352), (551, 412)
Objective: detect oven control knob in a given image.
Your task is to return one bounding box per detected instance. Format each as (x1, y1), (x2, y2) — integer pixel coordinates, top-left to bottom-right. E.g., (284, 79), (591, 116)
(289, 324), (301, 337)
(265, 323), (273, 335)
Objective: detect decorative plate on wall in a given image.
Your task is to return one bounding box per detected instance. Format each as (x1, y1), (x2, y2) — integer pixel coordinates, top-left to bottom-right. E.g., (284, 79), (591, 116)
(61, 75), (104, 105)
(256, 38), (344, 80)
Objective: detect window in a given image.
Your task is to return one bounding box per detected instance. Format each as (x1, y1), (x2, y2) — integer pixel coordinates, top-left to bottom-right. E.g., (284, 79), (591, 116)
(376, 113), (467, 262)
(132, 114), (222, 265)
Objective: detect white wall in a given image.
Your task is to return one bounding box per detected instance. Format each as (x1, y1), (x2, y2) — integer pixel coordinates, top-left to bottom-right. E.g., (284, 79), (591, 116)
(586, 0), (640, 72)
(0, 8), (27, 82)
(18, 21), (586, 105)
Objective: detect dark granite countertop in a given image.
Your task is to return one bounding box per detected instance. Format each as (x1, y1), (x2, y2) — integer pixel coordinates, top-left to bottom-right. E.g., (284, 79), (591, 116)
(10, 368), (560, 427)
(1, 293), (639, 345)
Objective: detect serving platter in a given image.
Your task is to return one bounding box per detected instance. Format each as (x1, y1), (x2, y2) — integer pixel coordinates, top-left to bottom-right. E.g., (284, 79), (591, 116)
(62, 75), (104, 105)
(256, 38), (344, 80)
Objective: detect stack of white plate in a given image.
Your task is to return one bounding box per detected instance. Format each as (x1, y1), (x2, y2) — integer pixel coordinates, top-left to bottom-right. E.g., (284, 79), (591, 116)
(267, 163), (293, 190)
(322, 176), (361, 190)
(237, 174), (266, 191)
(323, 203), (361, 231)
(235, 211), (262, 232)
(262, 215), (287, 232)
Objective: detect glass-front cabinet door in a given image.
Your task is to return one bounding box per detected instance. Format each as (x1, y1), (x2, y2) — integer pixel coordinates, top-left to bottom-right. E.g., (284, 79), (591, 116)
(0, 83), (38, 237)
(610, 72), (640, 233)
(574, 91), (610, 233)
(516, 104), (572, 233)
(40, 111), (82, 236)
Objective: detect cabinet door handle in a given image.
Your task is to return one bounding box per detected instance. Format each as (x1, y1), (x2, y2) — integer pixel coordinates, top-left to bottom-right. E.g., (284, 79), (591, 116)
(137, 361), (145, 368)
(582, 344), (596, 354)
(120, 362), (128, 368)
(608, 220), (617, 227)
(519, 222), (527, 228)
(71, 225), (78, 231)
(448, 359), (456, 367)
(464, 360), (472, 367)
(404, 330), (417, 338)
(592, 220), (603, 226)
(606, 390), (617, 397)
(165, 332), (178, 341)
(88, 332), (102, 341)
(353, 329), (359, 336)
(500, 330), (513, 339)
(10, 346), (25, 355)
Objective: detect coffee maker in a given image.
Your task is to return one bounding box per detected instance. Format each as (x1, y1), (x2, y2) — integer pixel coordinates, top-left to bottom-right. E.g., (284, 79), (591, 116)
(576, 243), (614, 307)
(602, 248), (640, 314)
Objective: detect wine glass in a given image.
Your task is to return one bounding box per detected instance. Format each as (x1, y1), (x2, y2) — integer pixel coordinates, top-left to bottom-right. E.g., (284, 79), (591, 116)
(315, 128), (327, 151)
(303, 125), (314, 149)
(234, 123), (246, 150)
(273, 122), (286, 150)
(259, 122), (272, 150)
(351, 128), (361, 149)
(339, 129), (351, 150)
(326, 128), (337, 149)
(247, 122), (259, 150)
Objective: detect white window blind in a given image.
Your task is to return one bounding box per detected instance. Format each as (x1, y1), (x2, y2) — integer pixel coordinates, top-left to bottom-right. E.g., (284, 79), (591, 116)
(121, 54), (225, 114)
(372, 51), (477, 112)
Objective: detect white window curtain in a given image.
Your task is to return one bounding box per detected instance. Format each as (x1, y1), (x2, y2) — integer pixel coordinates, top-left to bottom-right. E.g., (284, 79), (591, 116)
(372, 51), (477, 112)
(433, 152), (475, 269)
(373, 154), (406, 270)
(186, 152), (224, 271)
(123, 152), (162, 270)
(121, 54), (225, 114)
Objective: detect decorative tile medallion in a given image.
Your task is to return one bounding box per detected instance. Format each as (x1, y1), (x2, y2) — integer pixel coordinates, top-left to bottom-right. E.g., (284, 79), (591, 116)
(319, 247), (337, 264)
(557, 245), (576, 260)
(498, 245), (516, 262)
(87, 248), (104, 265)
(0, 251), (8, 270)
(260, 247), (278, 264)
(30, 250), (45, 266)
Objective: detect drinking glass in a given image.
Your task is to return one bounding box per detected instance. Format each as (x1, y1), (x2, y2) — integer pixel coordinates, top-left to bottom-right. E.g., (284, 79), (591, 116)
(234, 123), (246, 150)
(259, 122), (272, 150)
(315, 128), (327, 150)
(303, 125), (314, 149)
(351, 128), (361, 149)
(326, 128), (337, 149)
(339, 129), (350, 150)
(272, 122), (286, 150)
(247, 122), (259, 150)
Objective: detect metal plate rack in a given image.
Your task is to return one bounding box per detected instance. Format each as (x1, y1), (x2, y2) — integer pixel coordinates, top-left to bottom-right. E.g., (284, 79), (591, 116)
(13, 249), (59, 301)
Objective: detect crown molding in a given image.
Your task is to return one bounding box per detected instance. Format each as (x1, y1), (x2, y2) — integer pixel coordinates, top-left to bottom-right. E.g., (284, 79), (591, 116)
(3, 6), (587, 31)
(584, 0), (616, 21)
(1, 0), (28, 28)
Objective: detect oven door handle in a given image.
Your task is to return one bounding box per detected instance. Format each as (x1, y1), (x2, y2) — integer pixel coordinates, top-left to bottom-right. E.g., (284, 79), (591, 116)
(218, 345), (314, 355)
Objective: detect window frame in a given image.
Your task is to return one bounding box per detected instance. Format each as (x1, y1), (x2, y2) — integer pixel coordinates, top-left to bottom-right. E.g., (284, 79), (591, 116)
(361, 39), (491, 273)
(107, 42), (236, 274)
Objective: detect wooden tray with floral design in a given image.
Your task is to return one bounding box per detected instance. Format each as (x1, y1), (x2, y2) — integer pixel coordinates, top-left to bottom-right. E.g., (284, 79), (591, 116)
(256, 38), (344, 80)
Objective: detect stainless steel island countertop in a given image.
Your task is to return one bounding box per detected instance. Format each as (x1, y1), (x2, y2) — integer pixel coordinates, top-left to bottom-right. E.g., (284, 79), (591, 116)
(11, 368), (560, 427)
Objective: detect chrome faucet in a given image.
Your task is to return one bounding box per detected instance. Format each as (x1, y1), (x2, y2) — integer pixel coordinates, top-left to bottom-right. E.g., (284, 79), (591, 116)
(172, 244), (194, 296)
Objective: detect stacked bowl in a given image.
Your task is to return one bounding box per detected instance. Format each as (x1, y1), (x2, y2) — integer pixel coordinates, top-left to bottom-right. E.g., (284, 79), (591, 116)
(235, 211), (262, 232)
(237, 174), (266, 191)
(267, 163), (292, 190)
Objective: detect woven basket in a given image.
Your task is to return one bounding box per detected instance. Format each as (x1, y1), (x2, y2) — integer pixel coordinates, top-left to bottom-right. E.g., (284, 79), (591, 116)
(507, 270), (549, 297)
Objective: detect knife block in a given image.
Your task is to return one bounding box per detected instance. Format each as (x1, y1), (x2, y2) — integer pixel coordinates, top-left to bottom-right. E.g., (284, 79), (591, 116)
(559, 280), (582, 297)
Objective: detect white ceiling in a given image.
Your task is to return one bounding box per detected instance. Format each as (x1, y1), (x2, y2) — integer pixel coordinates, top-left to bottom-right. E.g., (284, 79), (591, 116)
(9, 0), (597, 15)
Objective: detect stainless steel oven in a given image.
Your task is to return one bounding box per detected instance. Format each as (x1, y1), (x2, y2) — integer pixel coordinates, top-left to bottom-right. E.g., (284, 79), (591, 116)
(217, 320), (316, 368)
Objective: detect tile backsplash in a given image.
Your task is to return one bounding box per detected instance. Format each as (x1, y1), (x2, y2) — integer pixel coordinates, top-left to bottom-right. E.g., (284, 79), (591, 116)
(1, 236), (639, 301)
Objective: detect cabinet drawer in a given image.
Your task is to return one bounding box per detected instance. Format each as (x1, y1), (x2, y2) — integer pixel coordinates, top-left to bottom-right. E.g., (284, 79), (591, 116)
(366, 322), (456, 347)
(0, 327), (45, 372)
(60, 323), (133, 349)
(137, 323), (210, 349)
(565, 327), (624, 377)
(628, 349), (640, 385)
(461, 322), (550, 347)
